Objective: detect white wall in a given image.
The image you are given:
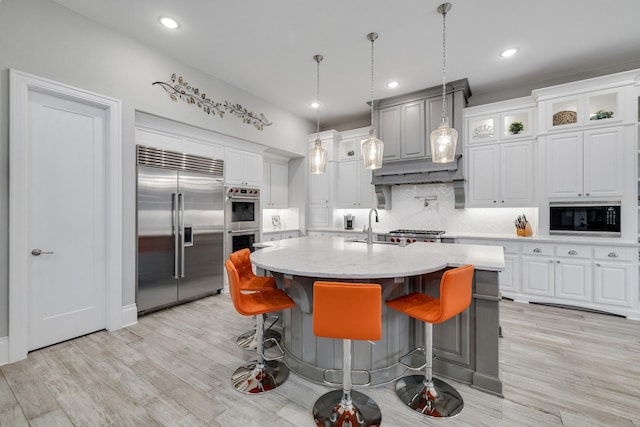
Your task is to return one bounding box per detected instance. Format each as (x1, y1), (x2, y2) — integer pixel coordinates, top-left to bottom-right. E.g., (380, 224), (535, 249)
(0, 0), (314, 336)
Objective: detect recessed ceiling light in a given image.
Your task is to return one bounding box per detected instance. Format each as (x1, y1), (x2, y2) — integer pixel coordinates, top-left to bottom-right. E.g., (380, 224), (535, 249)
(159, 16), (179, 29)
(311, 102), (320, 109)
(387, 81), (399, 89)
(499, 48), (519, 58)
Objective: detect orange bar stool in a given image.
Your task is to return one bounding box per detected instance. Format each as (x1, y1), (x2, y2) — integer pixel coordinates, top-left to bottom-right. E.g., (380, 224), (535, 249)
(312, 281), (382, 427)
(228, 249), (281, 350)
(225, 256), (295, 394)
(386, 264), (474, 419)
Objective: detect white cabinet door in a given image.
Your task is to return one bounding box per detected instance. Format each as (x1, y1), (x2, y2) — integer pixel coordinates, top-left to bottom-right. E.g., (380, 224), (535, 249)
(583, 127), (624, 197)
(546, 127), (624, 199)
(242, 152), (261, 187)
(268, 161), (288, 208)
(522, 255), (554, 296)
(467, 145), (499, 206)
(593, 262), (633, 307)
(309, 162), (333, 228)
(309, 167), (331, 204)
(225, 149), (245, 185)
(554, 259), (591, 301)
(225, 148), (261, 186)
(338, 160), (375, 209)
(546, 132), (584, 198)
(358, 163), (375, 209)
(501, 141), (535, 206)
(338, 161), (358, 208)
(499, 253), (519, 294)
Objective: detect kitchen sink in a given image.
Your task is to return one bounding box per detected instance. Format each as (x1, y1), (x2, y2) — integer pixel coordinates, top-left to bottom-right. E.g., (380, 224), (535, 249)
(346, 238), (397, 245)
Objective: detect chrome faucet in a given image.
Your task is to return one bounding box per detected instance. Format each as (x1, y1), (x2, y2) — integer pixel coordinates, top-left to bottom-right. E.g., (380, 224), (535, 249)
(366, 208), (379, 246)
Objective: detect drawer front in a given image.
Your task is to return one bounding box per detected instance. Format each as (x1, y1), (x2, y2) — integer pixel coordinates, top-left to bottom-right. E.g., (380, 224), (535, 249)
(593, 246), (634, 262)
(521, 243), (554, 257)
(554, 244), (591, 259)
(458, 239), (518, 254)
(500, 241), (520, 254)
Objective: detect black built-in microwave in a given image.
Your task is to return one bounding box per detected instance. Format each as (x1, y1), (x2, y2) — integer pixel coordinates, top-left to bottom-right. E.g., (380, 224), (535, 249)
(549, 201), (621, 237)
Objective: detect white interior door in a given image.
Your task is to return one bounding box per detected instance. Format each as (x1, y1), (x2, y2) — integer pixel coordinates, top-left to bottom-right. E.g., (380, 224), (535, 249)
(26, 91), (107, 350)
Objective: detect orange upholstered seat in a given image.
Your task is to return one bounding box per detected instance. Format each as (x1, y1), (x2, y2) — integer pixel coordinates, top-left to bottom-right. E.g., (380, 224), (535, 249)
(386, 264), (474, 324)
(313, 282), (382, 341)
(225, 258), (294, 317)
(228, 248), (277, 292)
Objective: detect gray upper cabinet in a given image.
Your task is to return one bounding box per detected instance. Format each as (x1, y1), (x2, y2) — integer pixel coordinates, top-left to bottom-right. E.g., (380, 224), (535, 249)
(378, 106), (401, 160)
(374, 79), (469, 163)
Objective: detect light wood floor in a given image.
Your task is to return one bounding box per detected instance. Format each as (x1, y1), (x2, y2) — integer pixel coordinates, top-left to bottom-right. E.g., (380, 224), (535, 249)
(1, 296), (639, 426)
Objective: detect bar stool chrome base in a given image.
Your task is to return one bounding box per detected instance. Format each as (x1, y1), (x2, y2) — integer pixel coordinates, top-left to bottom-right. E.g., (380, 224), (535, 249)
(312, 389), (382, 427)
(231, 360), (289, 394)
(395, 375), (464, 418)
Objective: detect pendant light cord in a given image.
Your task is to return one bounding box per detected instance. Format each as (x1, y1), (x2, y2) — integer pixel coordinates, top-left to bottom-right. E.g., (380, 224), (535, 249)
(370, 35), (375, 128)
(314, 54), (322, 139)
(367, 32), (378, 132)
(440, 6), (448, 120)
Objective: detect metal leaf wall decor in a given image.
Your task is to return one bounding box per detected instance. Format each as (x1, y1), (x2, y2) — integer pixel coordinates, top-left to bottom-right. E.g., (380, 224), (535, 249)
(152, 74), (273, 131)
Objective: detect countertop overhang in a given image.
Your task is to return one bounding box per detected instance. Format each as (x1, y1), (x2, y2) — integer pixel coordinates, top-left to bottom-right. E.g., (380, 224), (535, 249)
(251, 236), (505, 279)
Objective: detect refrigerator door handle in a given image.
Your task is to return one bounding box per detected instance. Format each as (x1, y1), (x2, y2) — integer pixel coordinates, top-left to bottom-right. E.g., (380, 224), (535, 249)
(178, 192), (185, 278)
(172, 192), (180, 279)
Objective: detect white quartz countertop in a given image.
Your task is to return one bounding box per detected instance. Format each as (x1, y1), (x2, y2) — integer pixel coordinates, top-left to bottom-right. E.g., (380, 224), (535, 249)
(251, 236), (505, 279)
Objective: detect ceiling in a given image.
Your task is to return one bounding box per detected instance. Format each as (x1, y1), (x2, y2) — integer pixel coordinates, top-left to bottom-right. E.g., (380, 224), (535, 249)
(53, 0), (640, 130)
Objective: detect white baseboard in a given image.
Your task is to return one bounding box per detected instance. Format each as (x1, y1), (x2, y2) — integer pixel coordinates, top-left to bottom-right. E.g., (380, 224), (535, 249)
(121, 304), (138, 328)
(0, 336), (8, 366)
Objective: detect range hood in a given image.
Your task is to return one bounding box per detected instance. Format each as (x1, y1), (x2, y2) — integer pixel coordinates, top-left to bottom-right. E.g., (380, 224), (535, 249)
(372, 155), (465, 210)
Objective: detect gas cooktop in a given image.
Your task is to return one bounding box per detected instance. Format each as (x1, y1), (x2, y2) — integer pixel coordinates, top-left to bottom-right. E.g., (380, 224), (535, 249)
(387, 229), (446, 236)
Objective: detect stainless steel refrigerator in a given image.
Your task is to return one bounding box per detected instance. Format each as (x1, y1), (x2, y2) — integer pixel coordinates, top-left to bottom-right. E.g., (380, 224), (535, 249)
(136, 145), (225, 314)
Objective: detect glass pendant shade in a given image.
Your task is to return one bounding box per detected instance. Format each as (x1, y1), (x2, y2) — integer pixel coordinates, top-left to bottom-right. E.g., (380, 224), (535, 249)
(309, 138), (327, 174)
(361, 130), (384, 170)
(430, 117), (458, 163)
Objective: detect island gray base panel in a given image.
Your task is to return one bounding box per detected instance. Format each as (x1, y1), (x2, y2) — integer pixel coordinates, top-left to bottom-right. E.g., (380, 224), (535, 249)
(272, 269), (503, 396)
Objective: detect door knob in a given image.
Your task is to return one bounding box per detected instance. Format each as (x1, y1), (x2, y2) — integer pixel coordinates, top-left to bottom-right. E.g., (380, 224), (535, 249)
(31, 249), (54, 256)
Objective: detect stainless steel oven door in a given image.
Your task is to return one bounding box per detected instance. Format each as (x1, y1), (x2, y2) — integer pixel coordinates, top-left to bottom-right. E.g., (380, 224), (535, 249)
(225, 187), (260, 231)
(225, 229), (259, 258)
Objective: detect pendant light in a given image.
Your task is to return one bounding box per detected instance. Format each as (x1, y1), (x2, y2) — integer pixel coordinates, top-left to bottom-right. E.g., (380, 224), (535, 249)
(361, 32), (384, 170)
(430, 3), (458, 164)
(309, 54), (327, 174)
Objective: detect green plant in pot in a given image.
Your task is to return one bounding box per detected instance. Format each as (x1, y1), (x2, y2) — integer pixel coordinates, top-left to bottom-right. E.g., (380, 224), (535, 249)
(508, 121), (524, 135)
(590, 110), (614, 120)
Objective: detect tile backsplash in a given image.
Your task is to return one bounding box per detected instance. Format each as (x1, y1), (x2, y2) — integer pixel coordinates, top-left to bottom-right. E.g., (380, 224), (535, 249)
(334, 183), (538, 235)
(262, 208), (300, 232)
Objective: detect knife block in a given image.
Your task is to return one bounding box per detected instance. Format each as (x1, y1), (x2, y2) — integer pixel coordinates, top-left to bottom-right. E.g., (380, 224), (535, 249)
(516, 223), (533, 237)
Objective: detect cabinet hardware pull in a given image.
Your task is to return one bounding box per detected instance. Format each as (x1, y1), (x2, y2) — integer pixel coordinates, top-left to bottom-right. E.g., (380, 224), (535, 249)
(533, 248), (542, 253)
(608, 252), (618, 257)
(596, 263), (601, 267)
(578, 193), (582, 196)
(31, 249), (54, 256)
(568, 250), (578, 255)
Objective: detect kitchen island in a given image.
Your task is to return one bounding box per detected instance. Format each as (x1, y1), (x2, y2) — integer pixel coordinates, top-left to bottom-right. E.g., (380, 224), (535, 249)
(251, 236), (505, 396)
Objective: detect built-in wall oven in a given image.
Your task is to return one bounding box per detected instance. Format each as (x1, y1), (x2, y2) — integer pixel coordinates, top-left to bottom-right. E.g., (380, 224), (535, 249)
(225, 186), (260, 258)
(549, 201), (621, 237)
